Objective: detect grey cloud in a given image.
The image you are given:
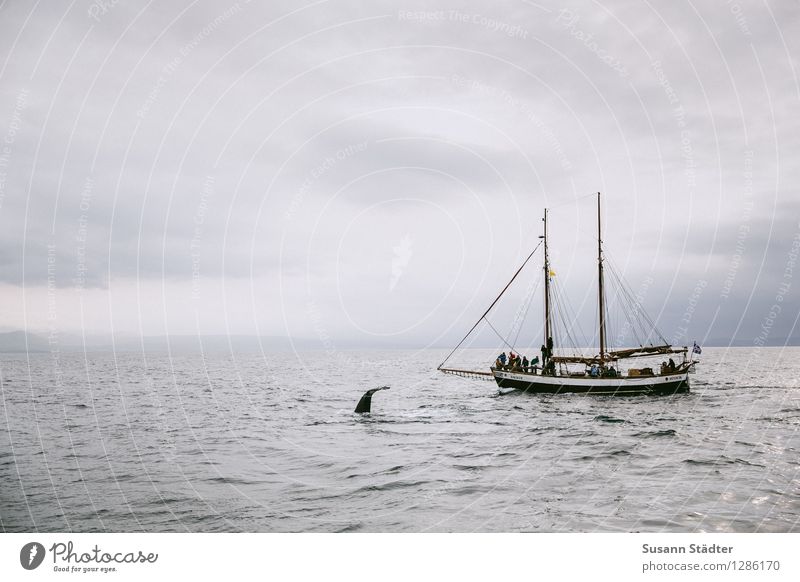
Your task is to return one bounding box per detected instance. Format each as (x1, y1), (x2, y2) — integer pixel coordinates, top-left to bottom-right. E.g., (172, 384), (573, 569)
(0, 0), (796, 342)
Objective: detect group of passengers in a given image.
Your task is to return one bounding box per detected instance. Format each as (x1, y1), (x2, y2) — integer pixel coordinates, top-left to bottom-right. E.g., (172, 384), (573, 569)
(495, 336), (557, 375)
(495, 344), (622, 379)
(495, 351), (540, 373)
(660, 358), (677, 374)
(589, 364), (619, 377)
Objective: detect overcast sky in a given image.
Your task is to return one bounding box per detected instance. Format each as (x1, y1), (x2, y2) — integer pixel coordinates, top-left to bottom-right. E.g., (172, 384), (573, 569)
(0, 0), (797, 350)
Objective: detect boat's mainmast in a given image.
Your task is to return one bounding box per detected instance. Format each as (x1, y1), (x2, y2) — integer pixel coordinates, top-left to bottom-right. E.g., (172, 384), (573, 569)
(543, 208), (552, 345)
(597, 192), (607, 363)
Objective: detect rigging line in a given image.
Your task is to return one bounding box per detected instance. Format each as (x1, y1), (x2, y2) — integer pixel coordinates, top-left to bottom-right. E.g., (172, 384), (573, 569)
(604, 259), (639, 334)
(615, 278), (644, 346)
(612, 278), (648, 346)
(437, 240), (543, 369)
(606, 257), (668, 345)
(553, 276), (590, 356)
(606, 270), (633, 343)
(555, 269), (592, 353)
(551, 279), (578, 353)
(561, 289), (583, 353)
(617, 269), (663, 345)
(511, 276), (540, 348)
(560, 285), (585, 355)
(553, 287), (571, 351)
(549, 280), (565, 350)
(505, 281), (532, 346)
(484, 317), (517, 352)
(607, 265), (646, 346)
(618, 276), (651, 344)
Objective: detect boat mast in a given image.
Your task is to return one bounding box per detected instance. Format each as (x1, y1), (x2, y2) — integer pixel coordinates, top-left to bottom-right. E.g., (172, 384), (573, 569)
(543, 208), (552, 345)
(597, 192), (607, 363)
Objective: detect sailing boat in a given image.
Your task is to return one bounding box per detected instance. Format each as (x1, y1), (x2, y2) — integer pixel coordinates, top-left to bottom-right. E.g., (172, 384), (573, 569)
(439, 192), (693, 396)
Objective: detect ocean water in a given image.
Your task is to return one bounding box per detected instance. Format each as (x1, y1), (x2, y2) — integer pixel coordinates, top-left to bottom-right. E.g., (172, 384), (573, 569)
(1, 347), (798, 533)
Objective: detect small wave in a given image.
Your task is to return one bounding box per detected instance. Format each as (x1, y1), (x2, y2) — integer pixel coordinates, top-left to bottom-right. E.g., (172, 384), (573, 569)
(448, 451), (481, 459)
(336, 522), (362, 532)
(632, 429), (676, 438)
(756, 417), (784, 423)
(734, 440), (757, 447)
(683, 456), (765, 468)
(346, 464), (406, 479)
(99, 472), (137, 482)
(155, 496), (196, 505)
(451, 464), (485, 472)
(527, 426), (555, 434)
(354, 480), (431, 494)
(204, 476), (262, 486)
(684, 458), (733, 466)
(576, 449), (632, 461)
(734, 458), (766, 468)
(449, 484), (492, 496)
(594, 415), (626, 423)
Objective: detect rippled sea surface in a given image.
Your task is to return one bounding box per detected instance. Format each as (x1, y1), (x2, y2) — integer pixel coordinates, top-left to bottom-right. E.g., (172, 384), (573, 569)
(1, 347), (798, 532)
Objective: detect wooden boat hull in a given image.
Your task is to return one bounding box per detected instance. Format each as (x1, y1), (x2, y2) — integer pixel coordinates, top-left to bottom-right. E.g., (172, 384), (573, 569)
(492, 369), (689, 396)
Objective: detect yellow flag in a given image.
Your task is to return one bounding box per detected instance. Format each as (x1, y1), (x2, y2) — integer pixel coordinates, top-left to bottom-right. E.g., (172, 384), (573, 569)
(549, 270), (556, 277)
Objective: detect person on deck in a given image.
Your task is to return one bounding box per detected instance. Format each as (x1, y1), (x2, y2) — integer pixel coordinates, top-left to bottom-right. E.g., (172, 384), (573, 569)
(660, 361), (668, 375)
(668, 358), (676, 372)
(590, 364), (599, 377)
(522, 356), (529, 372)
(499, 352), (507, 367)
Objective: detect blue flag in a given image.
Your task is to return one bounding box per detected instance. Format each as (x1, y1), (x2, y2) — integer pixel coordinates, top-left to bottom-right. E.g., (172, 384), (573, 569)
(692, 342), (702, 355)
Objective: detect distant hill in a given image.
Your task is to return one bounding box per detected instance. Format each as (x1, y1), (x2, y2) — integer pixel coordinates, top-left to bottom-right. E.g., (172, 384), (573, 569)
(0, 331), (51, 353)
(0, 332), (323, 353)
(109, 334), (320, 352)
(703, 337), (800, 348)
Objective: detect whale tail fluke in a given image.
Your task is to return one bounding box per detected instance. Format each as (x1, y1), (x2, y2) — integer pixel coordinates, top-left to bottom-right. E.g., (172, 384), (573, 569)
(355, 386), (390, 414)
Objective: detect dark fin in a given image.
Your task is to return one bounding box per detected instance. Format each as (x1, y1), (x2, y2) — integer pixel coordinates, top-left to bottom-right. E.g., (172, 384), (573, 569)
(354, 386), (390, 414)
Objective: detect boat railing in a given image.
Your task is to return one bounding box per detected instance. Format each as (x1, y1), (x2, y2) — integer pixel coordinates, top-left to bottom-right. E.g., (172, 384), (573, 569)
(493, 365), (541, 375)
